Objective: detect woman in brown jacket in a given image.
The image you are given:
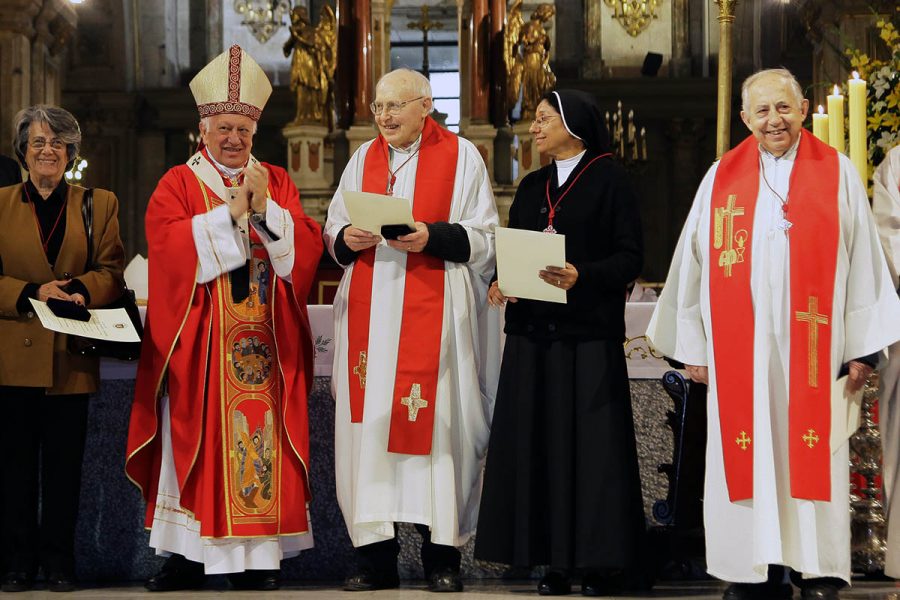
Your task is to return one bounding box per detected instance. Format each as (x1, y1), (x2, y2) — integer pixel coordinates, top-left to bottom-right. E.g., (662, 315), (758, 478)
(0, 105), (124, 592)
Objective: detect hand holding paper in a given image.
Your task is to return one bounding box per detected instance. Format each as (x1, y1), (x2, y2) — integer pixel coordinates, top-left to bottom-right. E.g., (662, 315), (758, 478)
(495, 227), (567, 304)
(343, 191), (416, 236)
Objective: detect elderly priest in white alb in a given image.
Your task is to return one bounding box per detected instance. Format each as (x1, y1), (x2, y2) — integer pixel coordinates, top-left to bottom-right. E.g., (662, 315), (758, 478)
(647, 68), (900, 600)
(324, 68), (498, 594)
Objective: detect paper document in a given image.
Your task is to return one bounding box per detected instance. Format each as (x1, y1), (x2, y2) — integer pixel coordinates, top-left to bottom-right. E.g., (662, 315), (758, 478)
(831, 374), (864, 450)
(495, 227), (567, 304)
(29, 298), (140, 342)
(343, 191), (416, 235)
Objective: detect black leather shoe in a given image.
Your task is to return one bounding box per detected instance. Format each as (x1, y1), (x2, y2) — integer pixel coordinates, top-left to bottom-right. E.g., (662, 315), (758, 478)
(800, 582), (839, 600)
(723, 582), (793, 600)
(537, 571), (572, 596)
(1, 572), (34, 593)
(228, 569), (280, 591)
(145, 555), (205, 592)
(581, 571), (623, 597)
(427, 568), (463, 593)
(46, 571), (77, 593)
(344, 569), (400, 591)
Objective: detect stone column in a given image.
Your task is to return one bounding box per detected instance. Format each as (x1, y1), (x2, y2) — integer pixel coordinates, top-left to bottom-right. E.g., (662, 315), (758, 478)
(346, 0), (376, 156)
(0, 0), (76, 156)
(371, 0), (390, 87)
(489, 0), (506, 127)
(283, 124), (332, 190)
(582, 0), (604, 78)
(460, 0), (498, 182)
(671, 0), (691, 78)
(335, 0), (355, 131)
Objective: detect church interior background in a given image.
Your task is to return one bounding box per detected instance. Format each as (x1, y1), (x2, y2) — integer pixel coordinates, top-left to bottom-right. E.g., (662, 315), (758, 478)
(4, 0), (900, 594)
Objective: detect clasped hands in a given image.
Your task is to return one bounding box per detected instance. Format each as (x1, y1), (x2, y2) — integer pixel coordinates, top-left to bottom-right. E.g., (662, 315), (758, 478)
(229, 162), (269, 221)
(683, 360), (873, 394)
(343, 222), (430, 253)
(488, 263), (578, 307)
(38, 279), (85, 306)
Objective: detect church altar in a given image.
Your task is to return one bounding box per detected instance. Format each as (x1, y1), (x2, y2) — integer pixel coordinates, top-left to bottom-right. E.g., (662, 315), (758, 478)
(81, 302), (673, 582)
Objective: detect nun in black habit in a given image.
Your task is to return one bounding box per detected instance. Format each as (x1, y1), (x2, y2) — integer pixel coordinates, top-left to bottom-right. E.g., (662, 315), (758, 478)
(474, 90), (647, 596)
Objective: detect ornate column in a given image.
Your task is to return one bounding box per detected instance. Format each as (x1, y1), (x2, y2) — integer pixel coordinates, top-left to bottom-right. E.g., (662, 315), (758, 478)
(0, 0), (76, 156)
(459, 0), (498, 182)
(582, 0), (604, 78)
(489, 0), (506, 127)
(714, 0), (738, 157)
(346, 0), (377, 156)
(371, 0), (390, 87)
(671, 0), (691, 78)
(335, 0), (355, 131)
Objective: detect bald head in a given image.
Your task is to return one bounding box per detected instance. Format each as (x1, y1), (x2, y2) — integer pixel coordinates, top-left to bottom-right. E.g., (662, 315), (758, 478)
(372, 68), (434, 149)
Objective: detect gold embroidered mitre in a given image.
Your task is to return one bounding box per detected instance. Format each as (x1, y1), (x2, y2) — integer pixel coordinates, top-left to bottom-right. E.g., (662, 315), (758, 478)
(189, 44), (272, 121)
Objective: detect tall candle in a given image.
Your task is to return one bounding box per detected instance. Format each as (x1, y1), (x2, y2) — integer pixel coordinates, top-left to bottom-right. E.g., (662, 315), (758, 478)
(827, 85), (845, 154)
(848, 71), (868, 184)
(812, 105), (829, 145)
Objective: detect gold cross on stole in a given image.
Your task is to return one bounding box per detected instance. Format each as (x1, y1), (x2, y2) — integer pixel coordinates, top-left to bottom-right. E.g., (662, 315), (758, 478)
(714, 194), (745, 277)
(795, 296), (828, 388)
(400, 383), (429, 422)
(352, 351), (367, 388)
(735, 430), (751, 450)
(802, 428), (820, 448)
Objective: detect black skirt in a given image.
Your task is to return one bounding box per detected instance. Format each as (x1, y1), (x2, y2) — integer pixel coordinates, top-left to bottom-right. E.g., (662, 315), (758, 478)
(474, 335), (646, 570)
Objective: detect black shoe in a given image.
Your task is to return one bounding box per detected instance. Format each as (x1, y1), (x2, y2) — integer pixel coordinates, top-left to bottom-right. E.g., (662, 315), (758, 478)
(800, 582), (839, 600)
(228, 569), (280, 591)
(427, 568), (463, 593)
(723, 582), (793, 600)
(538, 571), (572, 596)
(344, 568), (400, 591)
(145, 555), (205, 592)
(46, 571), (77, 593)
(1, 572), (34, 593)
(581, 571), (623, 597)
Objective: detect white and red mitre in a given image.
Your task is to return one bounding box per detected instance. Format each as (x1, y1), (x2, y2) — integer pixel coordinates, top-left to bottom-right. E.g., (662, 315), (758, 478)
(189, 44), (272, 121)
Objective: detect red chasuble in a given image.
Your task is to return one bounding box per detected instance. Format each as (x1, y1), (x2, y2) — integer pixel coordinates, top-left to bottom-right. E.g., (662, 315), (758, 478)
(125, 158), (322, 538)
(346, 117), (458, 455)
(709, 133), (839, 502)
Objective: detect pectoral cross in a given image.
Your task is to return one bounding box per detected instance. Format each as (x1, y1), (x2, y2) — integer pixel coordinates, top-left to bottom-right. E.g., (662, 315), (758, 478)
(352, 351), (367, 389)
(714, 194), (745, 278)
(795, 296), (829, 388)
(400, 383), (429, 422)
(802, 428), (820, 449)
(735, 430), (752, 450)
(407, 5), (443, 79)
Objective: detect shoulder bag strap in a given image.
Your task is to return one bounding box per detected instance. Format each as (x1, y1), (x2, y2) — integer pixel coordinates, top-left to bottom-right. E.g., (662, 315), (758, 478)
(81, 188), (94, 270)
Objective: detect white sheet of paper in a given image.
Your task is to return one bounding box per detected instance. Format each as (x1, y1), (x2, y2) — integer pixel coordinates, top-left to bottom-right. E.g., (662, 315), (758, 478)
(343, 191), (416, 235)
(124, 254), (148, 302)
(496, 226), (567, 304)
(29, 298), (140, 342)
(831, 374), (864, 450)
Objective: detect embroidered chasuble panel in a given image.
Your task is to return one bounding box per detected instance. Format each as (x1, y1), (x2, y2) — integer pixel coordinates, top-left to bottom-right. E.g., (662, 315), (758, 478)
(207, 192), (284, 532)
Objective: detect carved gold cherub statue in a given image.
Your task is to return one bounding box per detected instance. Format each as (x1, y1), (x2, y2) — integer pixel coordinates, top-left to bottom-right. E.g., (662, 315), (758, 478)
(283, 5), (337, 127)
(504, 1), (557, 122)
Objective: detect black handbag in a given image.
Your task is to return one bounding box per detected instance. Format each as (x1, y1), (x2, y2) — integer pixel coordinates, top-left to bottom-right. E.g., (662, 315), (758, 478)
(67, 188), (144, 361)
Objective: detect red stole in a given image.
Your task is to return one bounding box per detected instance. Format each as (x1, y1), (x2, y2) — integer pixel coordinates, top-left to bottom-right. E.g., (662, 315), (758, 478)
(709, 133), (839, 502)
(346, 117), (458, 455)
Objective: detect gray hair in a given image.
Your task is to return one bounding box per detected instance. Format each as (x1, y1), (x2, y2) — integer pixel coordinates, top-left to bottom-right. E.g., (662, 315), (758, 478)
(12, 105), (81, 169)
(376, 68), (434, 114)
(741, 68), (805, 113)
(200, 116), (258, 135)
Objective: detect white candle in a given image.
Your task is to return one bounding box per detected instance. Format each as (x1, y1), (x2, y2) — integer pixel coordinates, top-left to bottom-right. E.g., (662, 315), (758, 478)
(848, 72), (868, 184)
(827, 85), (845, 154)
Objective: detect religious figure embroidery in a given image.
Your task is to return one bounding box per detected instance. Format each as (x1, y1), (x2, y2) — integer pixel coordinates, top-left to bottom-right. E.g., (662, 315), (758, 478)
(795, 296), (828, 388)
(231, 401), (276, 512)
(231, 334), (273, 386)
(400, 383), (429, 422)
(714, 194), (745, 277)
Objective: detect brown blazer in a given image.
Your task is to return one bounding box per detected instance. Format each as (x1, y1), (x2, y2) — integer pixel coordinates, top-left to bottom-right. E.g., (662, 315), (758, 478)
(0, 183), (125, 394)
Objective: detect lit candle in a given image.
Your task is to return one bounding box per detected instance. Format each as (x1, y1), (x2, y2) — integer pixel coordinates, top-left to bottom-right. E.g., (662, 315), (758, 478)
(640, 127), (647, 161)
(827, 85), (845, 154)
(848, 71), (868, 184)
(812, 105), (829, 145)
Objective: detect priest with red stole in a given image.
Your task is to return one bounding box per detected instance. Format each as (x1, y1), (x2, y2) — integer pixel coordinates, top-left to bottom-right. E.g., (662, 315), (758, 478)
(648, 68), (900, 600)
(125, 45), (322, 592)
(324, 68), (499, 593)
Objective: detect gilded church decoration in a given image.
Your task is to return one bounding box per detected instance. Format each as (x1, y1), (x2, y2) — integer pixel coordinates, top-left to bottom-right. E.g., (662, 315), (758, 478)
(283, 5), (338, 128)
(505, 1), (557, 121)
(603, 0), (664, 37)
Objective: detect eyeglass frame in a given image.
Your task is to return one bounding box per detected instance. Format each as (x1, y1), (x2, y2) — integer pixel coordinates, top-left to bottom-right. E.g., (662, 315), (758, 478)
(530, 115), (558, 130)
(369, 96), (426, 117)
(29, 137), (66, 151)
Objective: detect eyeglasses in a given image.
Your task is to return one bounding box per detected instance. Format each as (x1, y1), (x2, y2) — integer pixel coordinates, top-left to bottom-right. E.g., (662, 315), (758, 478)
(530, 116), (557, 130)
(369, 96), (425, 116)
(30, 138), (65, 151)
